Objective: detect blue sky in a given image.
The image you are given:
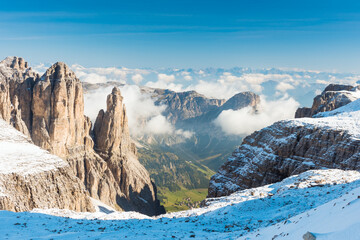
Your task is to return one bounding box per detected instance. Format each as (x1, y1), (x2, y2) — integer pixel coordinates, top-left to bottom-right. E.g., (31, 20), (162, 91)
(1, 0), (360, 72)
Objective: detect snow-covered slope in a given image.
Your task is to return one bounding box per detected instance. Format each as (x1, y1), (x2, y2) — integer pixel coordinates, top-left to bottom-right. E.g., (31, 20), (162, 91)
(209, 94), (360, 197)
(0, 169), (359, 239)
(246, 182), (360, 239)
(295, 98), (360, 140)
(0, 119), (94, 212)
(0, 119), (67, 176)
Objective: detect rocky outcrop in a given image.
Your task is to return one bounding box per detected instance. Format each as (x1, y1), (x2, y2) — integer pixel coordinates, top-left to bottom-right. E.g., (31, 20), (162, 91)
(0, 57), (164, 216)
(153, 89), (226, 124)
(295, 84), (359, 118)
(152, 89), (260, 125)
(209, 84), (360, 198)
(93, 87), (133, 156)
(0, 119), (94, 212)
(93, 87), (164, 215)
(219, 92), (260, 112)
(0, 57), (34, 135)
(31, 62), (93, 157)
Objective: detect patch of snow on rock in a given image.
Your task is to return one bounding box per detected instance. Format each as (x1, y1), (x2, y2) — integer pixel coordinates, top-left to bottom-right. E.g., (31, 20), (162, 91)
(0, 119), (67, 175)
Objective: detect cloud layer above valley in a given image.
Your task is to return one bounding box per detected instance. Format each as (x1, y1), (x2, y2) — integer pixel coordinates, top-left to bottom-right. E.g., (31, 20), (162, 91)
(214, 95), (300, 136)
(83, 85), (193, 139)
(67, 64), (360, 138)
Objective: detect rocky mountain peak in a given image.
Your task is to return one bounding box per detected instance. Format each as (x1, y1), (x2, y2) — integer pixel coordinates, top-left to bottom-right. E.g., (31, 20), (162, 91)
(41, 62), (77, 83)
(32, 61), (88, 157)
(0, 58), (165, 216)
(93, 87), (132, 156)
(220, 91), (260, 111)
(295, 83), (360, 118)
(107, 87), (124, 111)
(1, 56), (28, 71)
(322, 84), (354, 93)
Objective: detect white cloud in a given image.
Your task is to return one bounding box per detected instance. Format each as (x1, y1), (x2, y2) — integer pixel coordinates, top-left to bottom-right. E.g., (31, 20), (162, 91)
(72, 64), (128, 83)
(184, 75), (192, 81)
(131, 74), (143, 85)
(144, 115), (174, 135)
(183, 73), (300, 99)
(214, 95), (299, 135)
(145, 73), (183, 92)
(175, 129), (194, 139)
(84, 84), (191, 138)
(276, 82), (295, 92)
(32, 63), (50, 74)
(80, 73), (108, 84)
(158, 73), (175, 83)
(316, 79), (329, 85)
(71, 64), (152, 85)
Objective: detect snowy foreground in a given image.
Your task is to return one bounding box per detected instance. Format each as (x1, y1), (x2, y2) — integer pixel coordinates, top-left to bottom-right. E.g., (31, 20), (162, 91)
(0, 169), (359, 239)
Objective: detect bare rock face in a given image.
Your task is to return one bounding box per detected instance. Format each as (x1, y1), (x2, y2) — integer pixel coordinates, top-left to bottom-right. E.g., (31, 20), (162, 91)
(0, 57), (164, 216)
(295, 84), (359, 118)
(93, 87), (133, 156)
(32, 62), (92, 157)
(208, 121), (360, 197)
(220, 92), (260, 112)
(93, 87), (164, 215)
(0, 119), (94, 212)
(153, 89), (226, 124)
(0, 81), (11, 123)
(0, 57), (35, 135)
(208, 84), (360, 198)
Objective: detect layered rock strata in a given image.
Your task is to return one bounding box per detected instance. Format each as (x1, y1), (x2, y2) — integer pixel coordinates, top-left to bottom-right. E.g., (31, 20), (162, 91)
(209, 84), (360, 197)
(295, 84), (360, 118)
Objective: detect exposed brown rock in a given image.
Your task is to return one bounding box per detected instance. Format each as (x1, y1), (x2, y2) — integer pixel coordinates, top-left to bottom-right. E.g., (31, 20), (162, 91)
(32, 62), (90, 157)
(93, 87), (164, 215)
(294, 107), (312, 118)
(153, 89), (226, 124)
(93, 87), (132, 156)
(0, 57), (34, 135)
(0, 57), (164, 216)
(295, 84), (359, 118)
(10, 96), (30, 136)
(0, 168), (94, 212)
(208, 121), (360, 197)
(0, 82), (11, 122)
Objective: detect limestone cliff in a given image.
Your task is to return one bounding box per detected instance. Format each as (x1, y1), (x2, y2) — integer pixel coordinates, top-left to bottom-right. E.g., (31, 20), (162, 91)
(93, 87), (164, 215)
(0, 57), (34, 135)
(31, 62), (93, 157)
(208, 84), (360, 197)
(0, 57), (164, 216)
